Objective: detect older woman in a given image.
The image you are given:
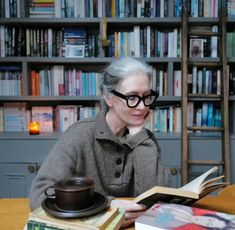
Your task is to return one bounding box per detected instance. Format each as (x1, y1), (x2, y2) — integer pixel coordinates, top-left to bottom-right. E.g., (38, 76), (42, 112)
(29, 57), (170, 227)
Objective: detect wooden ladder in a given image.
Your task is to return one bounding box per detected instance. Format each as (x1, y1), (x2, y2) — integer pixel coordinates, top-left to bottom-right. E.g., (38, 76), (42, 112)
(181, 2), (231, 185)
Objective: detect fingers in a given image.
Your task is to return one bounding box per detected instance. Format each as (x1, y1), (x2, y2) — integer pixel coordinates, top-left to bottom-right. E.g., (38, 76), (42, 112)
(125, 210), (146, 219)
(124, 203), (146, 212)
(121, 210), (147, 229)
(121, 218), (135, 228)
(110, 200), (146, 212)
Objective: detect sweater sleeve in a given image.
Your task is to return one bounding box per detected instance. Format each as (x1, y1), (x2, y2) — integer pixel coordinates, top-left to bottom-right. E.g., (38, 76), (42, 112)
(28, 127), (82, 210)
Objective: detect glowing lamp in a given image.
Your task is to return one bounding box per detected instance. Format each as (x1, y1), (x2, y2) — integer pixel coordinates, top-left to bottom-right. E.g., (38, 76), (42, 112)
(29, 122), (40, 135)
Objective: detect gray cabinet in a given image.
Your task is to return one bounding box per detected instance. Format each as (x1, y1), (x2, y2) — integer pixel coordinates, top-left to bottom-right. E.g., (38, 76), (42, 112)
(0, 133), (182, 197)
(0, 163), (37, 197)
(0, 133), (57, 198)
(0, 133), (234, 198)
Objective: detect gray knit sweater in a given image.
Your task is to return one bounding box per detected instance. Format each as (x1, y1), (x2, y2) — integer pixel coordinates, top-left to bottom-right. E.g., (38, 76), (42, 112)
(29, 108), (170, 210)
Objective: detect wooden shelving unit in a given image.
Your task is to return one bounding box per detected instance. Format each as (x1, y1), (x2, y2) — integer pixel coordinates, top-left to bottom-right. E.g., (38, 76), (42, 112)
(181, 2), (231, 185)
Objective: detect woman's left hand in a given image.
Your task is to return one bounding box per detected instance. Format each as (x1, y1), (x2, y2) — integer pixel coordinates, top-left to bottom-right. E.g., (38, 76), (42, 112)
(110, 199), (147, 228)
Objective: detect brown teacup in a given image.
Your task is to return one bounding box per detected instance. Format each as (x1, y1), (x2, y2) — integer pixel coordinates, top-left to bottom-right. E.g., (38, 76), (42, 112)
(44, 177), (94, 211)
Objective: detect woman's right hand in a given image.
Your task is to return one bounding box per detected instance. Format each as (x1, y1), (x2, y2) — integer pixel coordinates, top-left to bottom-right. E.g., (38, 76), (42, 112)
(110, 199), (147, 228)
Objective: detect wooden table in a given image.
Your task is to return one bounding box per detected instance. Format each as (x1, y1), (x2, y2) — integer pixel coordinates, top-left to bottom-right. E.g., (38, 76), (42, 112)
(1, 186), (235, 230)
(0, 198), (30, 230)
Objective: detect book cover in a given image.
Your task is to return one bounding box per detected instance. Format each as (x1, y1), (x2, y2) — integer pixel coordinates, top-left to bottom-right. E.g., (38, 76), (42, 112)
(134, 166), (227, 208)
(190, 38), (204, 58)
(26, 206), (121, 230)
(135, 203), (235, 230)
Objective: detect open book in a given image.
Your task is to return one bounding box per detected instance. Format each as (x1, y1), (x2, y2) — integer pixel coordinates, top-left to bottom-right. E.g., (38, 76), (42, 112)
(134, 166), (228, 208)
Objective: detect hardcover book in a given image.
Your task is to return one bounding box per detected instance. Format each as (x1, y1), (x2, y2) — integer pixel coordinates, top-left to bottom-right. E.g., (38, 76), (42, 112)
(134, 166), (227, 208)
(26, 206), (124, 230)
(135, 202), (235, 230)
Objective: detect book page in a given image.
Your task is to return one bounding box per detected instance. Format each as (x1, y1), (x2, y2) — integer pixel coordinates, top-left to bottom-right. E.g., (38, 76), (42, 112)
(134, 186), (199, 205)
(201, 175), (225, 189)
(180, 166), (219, 194)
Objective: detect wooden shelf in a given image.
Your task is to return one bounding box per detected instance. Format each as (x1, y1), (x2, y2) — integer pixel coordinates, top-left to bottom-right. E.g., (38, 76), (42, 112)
(188, 160), (224, 166)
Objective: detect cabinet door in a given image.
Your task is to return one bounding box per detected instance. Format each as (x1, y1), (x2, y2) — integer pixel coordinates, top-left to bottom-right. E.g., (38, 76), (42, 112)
(0, 163), (37, 198)
(158, 139), (181, 187)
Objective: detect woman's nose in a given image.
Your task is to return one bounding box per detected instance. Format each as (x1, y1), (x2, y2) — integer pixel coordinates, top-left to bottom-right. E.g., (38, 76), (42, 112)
(136, 99), (146, 109)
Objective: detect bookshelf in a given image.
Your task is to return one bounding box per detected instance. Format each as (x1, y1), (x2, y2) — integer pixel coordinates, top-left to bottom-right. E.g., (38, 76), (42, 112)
(181, 1), (232, 185)
(0, 0), (234, 197)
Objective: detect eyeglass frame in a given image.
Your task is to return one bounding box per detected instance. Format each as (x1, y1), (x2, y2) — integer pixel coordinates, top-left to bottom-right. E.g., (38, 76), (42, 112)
(110, 89), (159, 108)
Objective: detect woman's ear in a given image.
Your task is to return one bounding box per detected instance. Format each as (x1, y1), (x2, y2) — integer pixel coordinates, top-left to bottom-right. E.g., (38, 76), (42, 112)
(104, 94), (113, 108)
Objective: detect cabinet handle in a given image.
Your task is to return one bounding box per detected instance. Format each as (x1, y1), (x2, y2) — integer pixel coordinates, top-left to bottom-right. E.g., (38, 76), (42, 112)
(36, 164), (41, 172)
(170, 168), (178, 175)
(28, 165), (36, 173)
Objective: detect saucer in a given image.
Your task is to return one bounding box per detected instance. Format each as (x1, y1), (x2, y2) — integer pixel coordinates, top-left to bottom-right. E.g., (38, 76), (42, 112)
(42, 192), (109, 218)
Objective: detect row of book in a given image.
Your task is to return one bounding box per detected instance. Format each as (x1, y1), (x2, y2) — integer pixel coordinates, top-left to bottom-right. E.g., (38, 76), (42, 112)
(187, 102), (221, 128)
(0, 0), (23, 18)
(144, 102), (222, 132)
(0, 26), (99, 58)
(3, 0), (233, 19)
(174, 68), (222, 97)
(229, 69), (235, 95)
(104, 0), (172, 18)
(30, 67), (102, 97)
(29, 0), (55, 18)
(188, 67), (221, 95)
(107, 27), (181, 58)
(2, 65), (235, 97)
(0, 65), (23, 96)
(0, 26), (224, 59)
(228, 0), (235, 17)
(0, 102), (224, 133)
(154, 69), (168, 96)
(152, 105), (181, 133)
(0, 103), (100, 132)
(189, 0), (221, 17)
(145, 102), (224, 134)
(0, 0), (179, 18)
(227, 31), (235, 57)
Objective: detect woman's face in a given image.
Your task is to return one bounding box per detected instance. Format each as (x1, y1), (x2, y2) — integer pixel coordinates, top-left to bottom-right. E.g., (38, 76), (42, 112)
(109, 72), (151, 127)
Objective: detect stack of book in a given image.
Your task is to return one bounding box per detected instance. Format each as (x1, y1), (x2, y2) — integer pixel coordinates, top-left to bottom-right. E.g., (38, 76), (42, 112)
(3, 102), (29, 131)
(25, 206), (125, 230)
(29, 0), (55, 18)
(31, 106), (53, 132)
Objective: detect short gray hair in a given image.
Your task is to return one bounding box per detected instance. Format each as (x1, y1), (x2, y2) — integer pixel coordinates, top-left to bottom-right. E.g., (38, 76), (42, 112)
(100, 57), (153, 94)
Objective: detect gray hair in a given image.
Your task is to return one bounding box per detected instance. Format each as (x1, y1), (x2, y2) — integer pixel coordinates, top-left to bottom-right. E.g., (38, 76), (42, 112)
(100, 57), (153, 94)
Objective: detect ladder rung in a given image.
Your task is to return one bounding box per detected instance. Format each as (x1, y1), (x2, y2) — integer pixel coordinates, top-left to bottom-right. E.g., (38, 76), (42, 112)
(187, 126), (224, 131)
(188, 94), (222, 101)
(188, 31), (221, 37)
(188, 61), (222, 67)
(188, 160), (224, 165)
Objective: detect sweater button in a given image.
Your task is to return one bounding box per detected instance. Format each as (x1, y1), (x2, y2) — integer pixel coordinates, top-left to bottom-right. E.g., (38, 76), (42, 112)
(116, 158), (122, 165)
(115, 172), (121, 178)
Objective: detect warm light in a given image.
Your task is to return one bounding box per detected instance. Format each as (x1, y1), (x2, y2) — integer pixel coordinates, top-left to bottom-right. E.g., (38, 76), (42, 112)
(29, 122), (40, 135)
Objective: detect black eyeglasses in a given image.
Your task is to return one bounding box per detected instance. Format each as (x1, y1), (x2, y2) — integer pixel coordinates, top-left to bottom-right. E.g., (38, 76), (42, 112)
(111, 90), (159, 108)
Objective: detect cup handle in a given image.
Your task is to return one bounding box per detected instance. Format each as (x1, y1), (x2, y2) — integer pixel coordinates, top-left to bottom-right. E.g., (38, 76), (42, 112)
(44, 186), (55, 199)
